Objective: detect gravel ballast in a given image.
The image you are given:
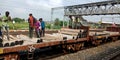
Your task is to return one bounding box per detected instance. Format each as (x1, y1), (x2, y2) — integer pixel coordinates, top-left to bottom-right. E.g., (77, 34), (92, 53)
(50, 40), (120, 60)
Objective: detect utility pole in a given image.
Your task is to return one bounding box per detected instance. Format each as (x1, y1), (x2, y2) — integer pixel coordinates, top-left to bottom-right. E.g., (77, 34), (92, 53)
(51, 8), (54, 29)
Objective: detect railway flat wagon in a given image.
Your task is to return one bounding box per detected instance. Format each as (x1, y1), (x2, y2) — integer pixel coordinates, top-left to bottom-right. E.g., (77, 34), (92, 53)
(0, 26), (120, 60)
(0, 27), (89, 60)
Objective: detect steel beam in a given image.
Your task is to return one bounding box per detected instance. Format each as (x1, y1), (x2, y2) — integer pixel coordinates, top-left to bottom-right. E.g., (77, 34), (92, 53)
(52, 1), (120, 16)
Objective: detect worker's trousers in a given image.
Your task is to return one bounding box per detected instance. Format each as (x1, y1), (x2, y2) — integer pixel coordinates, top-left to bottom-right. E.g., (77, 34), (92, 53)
(2, 25), (9, 40)
(29, 27), (34, 38)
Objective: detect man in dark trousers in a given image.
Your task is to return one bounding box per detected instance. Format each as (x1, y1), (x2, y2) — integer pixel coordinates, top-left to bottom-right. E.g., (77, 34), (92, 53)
(39, 18), (45, 37)
(28, 13), (35, 38)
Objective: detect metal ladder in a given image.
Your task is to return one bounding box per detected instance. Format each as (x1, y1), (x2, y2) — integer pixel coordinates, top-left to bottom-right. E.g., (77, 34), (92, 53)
(27, 45), (35, 60)
(27, 51), (34, 60)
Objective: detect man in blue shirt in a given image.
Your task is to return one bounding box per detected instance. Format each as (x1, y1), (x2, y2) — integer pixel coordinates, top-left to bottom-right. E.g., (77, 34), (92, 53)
(39, 18), (45, 37)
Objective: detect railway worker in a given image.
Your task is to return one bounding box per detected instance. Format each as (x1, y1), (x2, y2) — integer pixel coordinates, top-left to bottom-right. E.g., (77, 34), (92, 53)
(0, 13), (1, 21)
(34, 19), (41, 38)
(0, 13), (2, 39)
(1, 11), (12, 40)
(28, 13), (36, 38)
(39, 18), (45, 37)
(0, 26), (2, 39)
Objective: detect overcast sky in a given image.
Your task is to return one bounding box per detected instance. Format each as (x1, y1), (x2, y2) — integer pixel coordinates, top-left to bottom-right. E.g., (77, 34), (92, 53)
(0, 0), (120, 23)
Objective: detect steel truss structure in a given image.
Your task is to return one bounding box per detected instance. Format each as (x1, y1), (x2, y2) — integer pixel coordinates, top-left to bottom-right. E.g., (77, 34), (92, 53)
(52, 1), (120, 16)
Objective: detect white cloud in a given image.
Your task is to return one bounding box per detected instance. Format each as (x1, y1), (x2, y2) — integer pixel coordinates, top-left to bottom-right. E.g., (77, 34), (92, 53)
(26, 0), (63, 8)
(48, 0), (63, 7)
(13, 8), (26, 14)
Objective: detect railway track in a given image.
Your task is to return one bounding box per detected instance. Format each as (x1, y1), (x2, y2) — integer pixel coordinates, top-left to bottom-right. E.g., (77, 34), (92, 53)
(86, 40), (120, 60)
(102, 47), (120, 60)
(111, 54), (120, 60)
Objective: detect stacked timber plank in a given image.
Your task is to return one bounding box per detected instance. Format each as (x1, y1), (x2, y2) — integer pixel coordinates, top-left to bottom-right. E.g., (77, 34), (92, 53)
(89, 31), (119, 36)
(59, 28), (80, 36)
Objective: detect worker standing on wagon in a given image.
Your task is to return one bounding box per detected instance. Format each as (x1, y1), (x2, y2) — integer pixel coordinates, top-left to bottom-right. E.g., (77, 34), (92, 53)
(39, 18), (45, 37)
(1, 11), (12, 40)
(0, 14), (2, 40)
(28, 13), (36, 38)
(0, 27), (2, 40)
(34, 19), (41, 38)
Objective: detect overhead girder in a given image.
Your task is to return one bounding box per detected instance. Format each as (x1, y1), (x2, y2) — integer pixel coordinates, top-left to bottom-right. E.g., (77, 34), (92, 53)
(52, 1), (120, 16)
(64, 1), (120, 16)
(64, 4), (120, 16)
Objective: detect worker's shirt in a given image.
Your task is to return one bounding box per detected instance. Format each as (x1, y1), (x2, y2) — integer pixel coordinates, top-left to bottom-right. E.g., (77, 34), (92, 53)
(41, 21), (45, 28)
(34, 21), (40, 31)
(28, 16), (34, 27)
(1, 16), (10, 26)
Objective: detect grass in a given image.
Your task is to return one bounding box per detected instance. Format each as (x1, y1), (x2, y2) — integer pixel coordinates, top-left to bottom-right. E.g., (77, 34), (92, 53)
(0, 22), (62, 30)
(0, 22), (29, 30)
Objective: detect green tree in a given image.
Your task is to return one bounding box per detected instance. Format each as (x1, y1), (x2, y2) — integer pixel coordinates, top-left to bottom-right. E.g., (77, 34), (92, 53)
(60, 21), (63, 26)
(54, 18), (60, 26)
(12, 17), (25, 23)
(60, 21), (67, 27)
(45, 22), (51, 29)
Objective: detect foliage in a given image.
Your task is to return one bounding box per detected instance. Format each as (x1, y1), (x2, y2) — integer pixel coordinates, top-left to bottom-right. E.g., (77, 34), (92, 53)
(45, 23), (51, 29)
(0, 22), (29, 30)
(12, 17), (25, 23)
(59, 21), (67, 27)
(54, 18), (60, 26)
(0, 17), (68, 30)
(54, 18), (67, 28)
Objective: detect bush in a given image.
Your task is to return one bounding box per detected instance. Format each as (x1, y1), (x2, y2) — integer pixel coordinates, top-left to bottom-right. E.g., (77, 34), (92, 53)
(46, 24), (51, 29)
(12, 18), (25, 23)
(0, 22), (29, 30)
